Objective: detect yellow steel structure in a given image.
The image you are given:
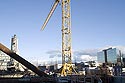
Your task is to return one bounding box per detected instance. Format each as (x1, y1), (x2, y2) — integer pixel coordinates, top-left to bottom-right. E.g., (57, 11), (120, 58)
(41, 0), (75, 76)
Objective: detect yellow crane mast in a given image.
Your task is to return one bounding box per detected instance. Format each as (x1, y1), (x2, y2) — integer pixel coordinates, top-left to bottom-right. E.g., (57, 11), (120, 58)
(41, 0), (75, 76)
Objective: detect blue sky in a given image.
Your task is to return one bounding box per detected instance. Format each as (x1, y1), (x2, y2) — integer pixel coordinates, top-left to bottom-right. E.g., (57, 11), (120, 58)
(0, 0), (125, 63)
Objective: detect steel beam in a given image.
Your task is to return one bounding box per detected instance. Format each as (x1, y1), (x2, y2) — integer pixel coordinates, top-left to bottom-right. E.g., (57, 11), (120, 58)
(0, 43), (48, 77)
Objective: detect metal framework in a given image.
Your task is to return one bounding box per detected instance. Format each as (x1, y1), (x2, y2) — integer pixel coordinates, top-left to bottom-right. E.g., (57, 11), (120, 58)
(61, 0), (72, 76)
(9, 35), (18, 70)
(41, 0), (75, 76)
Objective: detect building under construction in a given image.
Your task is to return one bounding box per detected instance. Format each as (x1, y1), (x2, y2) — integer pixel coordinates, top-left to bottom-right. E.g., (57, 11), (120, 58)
(0, 35), (125, 83)
(0, 0), (125, 83)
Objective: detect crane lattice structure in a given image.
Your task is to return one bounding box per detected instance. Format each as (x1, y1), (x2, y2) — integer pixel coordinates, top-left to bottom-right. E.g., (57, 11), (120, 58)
(41, 0), (76, 76)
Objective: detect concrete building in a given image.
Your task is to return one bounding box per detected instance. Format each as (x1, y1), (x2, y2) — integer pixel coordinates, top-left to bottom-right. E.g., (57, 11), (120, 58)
(0, 51), (10, 70)
(0, 35), (25, 71)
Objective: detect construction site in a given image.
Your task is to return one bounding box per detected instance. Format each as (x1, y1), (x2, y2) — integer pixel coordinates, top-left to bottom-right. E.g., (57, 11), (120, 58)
(0, 0), (125, 83)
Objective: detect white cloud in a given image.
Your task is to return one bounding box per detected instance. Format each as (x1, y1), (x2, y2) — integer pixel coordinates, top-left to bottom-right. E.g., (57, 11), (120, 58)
(73, 49), (98, 62)
(45, 46), (125, 63)
(81, 55), (92, 61)
(78, 55), (97, 62)
(46, 50), (61, 58)
(74, 49), (99, 56)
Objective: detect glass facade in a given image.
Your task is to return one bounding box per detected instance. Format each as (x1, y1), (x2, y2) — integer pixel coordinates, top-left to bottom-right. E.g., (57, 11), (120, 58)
(97, 48), (119, 64)
(97, 51), (105, 63)
(107, 48), (118, 63)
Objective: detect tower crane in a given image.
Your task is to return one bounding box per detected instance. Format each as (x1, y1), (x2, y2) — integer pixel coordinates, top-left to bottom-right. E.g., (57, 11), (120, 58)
(41, 0), (76, 76)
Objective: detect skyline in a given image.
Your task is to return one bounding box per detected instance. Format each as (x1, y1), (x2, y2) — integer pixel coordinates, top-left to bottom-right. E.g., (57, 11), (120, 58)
(0, 0), (125, 63)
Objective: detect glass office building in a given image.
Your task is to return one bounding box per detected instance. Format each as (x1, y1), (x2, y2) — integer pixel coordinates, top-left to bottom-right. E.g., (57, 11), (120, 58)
(97, 48), (119, 64)
(97, 51), (105, 63)
(107, 48), (118, 63)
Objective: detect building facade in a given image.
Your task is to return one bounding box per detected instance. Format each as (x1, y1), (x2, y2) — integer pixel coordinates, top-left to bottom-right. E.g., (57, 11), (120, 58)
(0, 51), (10, 70)
(97, 48), (120, 64)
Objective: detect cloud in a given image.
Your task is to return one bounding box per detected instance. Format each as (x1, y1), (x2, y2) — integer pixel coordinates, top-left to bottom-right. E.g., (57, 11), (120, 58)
(46, 46), (125, 62)
(46, 50), (61, 58)
(74, 55), (97, 62)
(74, 49), (99, 56)
(73, 49), (99, 62)
(46, 49), (99, 61)
(115, 46), (125, 54)
(99, 46), (125, 51)
(46, 50), (61, 54)
(80, 55), (97, 62)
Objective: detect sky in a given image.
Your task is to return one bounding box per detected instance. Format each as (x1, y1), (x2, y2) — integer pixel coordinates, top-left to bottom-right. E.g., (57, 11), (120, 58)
(0, 0), (125, 64)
